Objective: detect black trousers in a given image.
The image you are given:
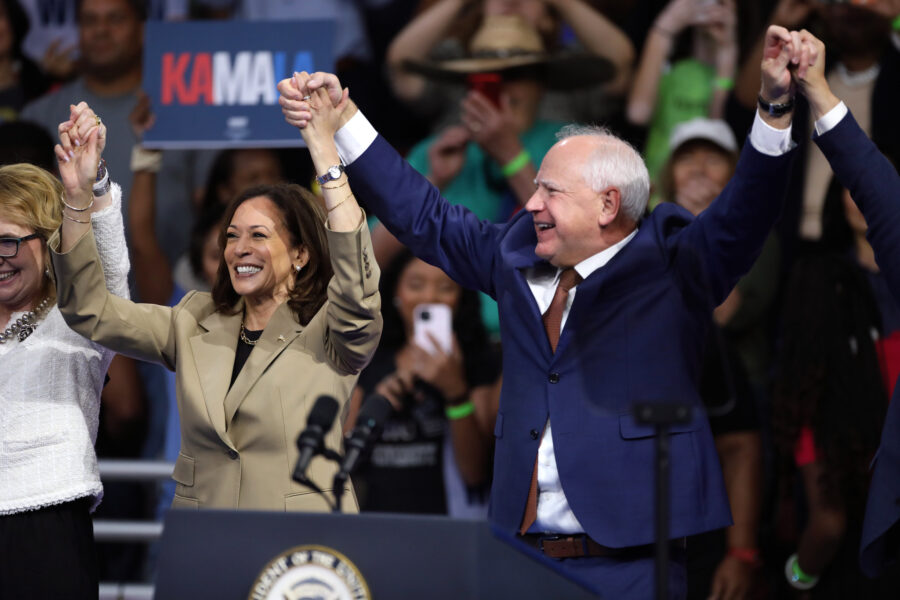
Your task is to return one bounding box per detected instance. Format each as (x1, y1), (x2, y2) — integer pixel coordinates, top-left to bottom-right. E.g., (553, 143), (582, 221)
(0, 497), (99, 600)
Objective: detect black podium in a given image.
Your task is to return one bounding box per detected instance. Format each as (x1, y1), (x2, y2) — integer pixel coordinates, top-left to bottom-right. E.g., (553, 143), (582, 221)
(155, 509), (600, 599)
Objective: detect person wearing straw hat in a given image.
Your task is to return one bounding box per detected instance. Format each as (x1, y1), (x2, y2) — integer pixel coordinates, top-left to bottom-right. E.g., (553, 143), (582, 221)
(280, 25), (815, 597)
(401, 14), (614, 223)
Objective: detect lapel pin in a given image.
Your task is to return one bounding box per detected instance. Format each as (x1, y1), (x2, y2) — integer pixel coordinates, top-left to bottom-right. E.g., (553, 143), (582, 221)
(277, 335), (286, 343)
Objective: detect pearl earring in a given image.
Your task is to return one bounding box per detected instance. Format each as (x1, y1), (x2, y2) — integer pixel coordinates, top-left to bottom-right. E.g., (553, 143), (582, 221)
(295, 264), (303, 273)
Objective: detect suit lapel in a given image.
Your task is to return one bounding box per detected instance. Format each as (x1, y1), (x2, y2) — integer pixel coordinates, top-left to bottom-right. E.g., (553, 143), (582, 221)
(190, 306), (242, 449)
(223, 302), (302, 427)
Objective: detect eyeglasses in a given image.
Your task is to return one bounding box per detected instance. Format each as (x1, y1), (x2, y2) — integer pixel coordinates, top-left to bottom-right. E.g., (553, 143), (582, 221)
(0, 233), (41, 258)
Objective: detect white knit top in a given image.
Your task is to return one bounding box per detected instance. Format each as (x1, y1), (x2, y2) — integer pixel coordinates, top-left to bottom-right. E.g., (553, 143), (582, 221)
(0, 184), (129, 515)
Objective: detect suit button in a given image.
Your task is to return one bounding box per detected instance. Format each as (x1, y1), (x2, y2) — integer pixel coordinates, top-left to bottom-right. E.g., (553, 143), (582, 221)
(530, 429), (540, 440)
(548, 372), (559, 384)
(227, 449), (238, 460)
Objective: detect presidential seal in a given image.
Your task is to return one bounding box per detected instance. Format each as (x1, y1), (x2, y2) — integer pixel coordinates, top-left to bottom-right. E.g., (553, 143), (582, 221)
(247, 545), (371, 600)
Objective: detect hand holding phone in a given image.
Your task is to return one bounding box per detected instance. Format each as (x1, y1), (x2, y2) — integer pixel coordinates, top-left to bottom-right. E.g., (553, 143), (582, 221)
(413, 303), (453, 356)
(467, 72), (502, 108)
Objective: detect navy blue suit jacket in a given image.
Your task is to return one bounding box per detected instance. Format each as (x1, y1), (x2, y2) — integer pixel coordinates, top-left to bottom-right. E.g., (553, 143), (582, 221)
(348, 131), (795, 547)
(814, 111), (900, 576)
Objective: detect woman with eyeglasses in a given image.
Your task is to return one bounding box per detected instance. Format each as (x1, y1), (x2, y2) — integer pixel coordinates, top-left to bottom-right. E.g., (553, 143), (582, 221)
(0, 102), (128, 599)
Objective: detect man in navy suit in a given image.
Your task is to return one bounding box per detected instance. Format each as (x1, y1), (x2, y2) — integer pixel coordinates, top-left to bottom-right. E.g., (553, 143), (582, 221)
(279, 26), (814, 597)
(793, 31), (900, 580)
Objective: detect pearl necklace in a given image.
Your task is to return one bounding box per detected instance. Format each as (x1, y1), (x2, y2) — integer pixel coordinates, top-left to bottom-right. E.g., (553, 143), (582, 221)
(0, 297), (53, 344)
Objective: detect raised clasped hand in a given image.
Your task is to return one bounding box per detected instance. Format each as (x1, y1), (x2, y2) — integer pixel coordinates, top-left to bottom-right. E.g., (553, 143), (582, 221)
(760, 25), (818, 102)
(278, 71), (348, 140)
(54, 101), (106, 200)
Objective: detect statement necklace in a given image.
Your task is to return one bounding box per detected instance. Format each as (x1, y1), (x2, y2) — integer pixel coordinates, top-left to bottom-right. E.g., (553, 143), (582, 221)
(0, 296), (53, 344)
(239, 323), (260, 346)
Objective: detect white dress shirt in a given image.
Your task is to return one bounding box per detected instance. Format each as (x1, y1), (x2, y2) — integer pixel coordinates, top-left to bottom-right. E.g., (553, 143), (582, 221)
(334, 103), (847, 533)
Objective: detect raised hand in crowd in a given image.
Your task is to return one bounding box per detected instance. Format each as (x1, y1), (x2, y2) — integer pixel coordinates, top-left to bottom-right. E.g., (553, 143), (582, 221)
(55, 102), (109, 215)
(41, 38), (78, 82)
(628, 0), (737, 127)
(426, 125), (470, 190)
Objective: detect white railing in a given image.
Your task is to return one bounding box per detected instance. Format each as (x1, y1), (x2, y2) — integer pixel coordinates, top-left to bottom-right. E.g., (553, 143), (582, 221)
(95, 460), (175, 599)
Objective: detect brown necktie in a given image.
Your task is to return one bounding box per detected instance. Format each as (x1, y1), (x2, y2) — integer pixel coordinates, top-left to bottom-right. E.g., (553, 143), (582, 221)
(519, 267), (582, 534)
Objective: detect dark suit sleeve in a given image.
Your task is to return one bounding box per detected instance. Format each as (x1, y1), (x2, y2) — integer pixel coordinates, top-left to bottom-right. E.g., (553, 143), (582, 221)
(671, 139), (797, 307)
(814, 111), (900, 302)
(346, 136), (503, 297)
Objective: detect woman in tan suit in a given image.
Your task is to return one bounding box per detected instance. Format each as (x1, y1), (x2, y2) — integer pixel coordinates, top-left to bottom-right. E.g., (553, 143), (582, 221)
(50, 103), (382, 513)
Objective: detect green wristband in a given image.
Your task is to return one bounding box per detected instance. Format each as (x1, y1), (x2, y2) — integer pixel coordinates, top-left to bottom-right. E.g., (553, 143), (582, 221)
(714, 76), (735, 91)
(501, 150), (531, 178)
(793, 559), (816, 583)
(445, 400), (475, 420)
(893, 15), (900, 31)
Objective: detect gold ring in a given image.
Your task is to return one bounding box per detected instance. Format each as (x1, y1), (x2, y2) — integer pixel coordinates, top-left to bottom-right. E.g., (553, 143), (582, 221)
(95, 115), (102, 126)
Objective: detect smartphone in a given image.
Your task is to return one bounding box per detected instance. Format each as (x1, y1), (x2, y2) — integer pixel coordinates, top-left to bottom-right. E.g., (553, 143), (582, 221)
(413, 303), (453, 356)
(467, 72), (502, 108)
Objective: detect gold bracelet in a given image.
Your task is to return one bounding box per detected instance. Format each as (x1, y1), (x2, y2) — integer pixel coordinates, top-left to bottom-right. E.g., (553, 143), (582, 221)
(61, 193), (94, 212)
(321, 179), (349, 190)
(62, 212), (90, 224)
(327, 191), (354, 212)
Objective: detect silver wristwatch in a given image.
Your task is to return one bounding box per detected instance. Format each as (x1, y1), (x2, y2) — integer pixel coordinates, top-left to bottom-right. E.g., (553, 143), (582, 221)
(316, 164), (345, 185)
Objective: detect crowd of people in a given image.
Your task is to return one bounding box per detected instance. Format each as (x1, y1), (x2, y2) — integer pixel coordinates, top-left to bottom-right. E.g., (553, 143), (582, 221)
(1, 0), (900, 598)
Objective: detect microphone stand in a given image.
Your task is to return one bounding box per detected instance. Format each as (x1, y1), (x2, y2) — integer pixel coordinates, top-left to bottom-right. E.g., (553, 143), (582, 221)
(292, 447), (343, 512)
(633, 402), (692, 600)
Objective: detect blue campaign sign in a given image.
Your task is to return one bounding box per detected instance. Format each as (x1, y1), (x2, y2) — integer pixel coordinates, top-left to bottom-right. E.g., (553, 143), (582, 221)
(142, 20), (334, 148)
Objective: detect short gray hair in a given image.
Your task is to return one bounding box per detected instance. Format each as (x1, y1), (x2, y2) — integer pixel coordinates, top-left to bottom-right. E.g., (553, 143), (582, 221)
(556, 124), (650, 222)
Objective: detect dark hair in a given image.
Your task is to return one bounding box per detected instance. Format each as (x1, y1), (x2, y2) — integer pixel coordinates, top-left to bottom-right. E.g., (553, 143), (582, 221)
(199, 148), (284, 211)
(0, 121), (55, 171)
(1, 0), (29, 60)
(773, 254), (887, 514)
(211, 183), (332, 326)
(188, 200), (226, 280)
(76, 0), (147, 21)
(378, 248), (489, 382)
(658, 139), (738, 206)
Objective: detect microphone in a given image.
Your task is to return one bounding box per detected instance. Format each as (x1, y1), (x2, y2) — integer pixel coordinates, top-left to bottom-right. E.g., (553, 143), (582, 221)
(335, 394), (393, 484)
(292, 395), (340, 484)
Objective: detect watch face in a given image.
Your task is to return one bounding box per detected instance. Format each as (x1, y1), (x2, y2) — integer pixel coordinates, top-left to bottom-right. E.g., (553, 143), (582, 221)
(328, 166), (342, 179)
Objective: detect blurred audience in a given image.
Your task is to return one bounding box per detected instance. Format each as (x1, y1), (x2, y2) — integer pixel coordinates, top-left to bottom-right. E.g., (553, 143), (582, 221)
(387, 0), (634, 129)
(773, 254), (891, 595)
(627, 0), (739, 195)
(0, 0), (50, 120)
(661, 118), (766, 600)
(348, 250), (501, 517)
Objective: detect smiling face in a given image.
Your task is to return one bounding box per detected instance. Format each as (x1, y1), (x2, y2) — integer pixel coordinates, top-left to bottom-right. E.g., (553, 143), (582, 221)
(0, 216), (46, 316)
(525, 136), (613, 267)
(394, 258), (461, 337)
(223, 196), (305, 305)
(670, 141), (735, 216)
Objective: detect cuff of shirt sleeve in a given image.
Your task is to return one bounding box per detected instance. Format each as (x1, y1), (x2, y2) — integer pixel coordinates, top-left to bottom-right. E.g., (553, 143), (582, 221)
(335, 110), (378, 166)
(814, 101), (848, 136)
(749, 110), (795, 157)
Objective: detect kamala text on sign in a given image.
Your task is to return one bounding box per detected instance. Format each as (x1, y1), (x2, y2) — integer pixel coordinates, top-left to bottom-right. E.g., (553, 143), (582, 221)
(161, 51), (314, 106)
(143, 20), (334, 148)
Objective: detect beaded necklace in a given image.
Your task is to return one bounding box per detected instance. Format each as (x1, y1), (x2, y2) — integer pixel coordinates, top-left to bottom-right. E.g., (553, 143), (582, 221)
(0, 296), (53, 344)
